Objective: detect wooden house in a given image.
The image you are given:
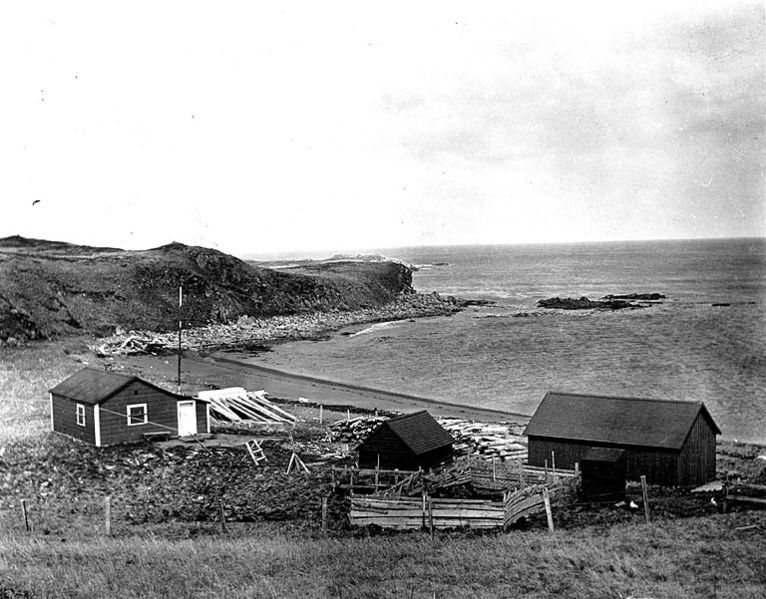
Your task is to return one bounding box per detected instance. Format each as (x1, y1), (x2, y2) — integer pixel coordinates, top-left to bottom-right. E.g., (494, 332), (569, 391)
(524, 391), (720, 487)
(50, 368), (209, 446)
(357, 410), (454, 471)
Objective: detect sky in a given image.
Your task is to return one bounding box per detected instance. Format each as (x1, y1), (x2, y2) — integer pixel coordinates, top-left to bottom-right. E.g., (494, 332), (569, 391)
(1, 1), (764, 257)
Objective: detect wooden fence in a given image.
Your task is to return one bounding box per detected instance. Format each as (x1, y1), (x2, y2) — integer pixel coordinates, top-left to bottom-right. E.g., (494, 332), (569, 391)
(350, 482), (562, 531)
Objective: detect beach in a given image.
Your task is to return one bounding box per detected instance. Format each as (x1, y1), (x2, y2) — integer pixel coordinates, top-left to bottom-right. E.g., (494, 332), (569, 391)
(121, 347), (526, 425)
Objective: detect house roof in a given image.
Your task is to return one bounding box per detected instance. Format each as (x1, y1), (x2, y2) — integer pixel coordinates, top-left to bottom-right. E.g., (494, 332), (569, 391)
(380, 410), (454, 455)
(50, 368), (181, 405)
(524, 391), (721, 450)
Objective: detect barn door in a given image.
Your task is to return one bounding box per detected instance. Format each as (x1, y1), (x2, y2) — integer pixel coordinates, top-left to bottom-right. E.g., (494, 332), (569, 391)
(177, 400), (197, 437)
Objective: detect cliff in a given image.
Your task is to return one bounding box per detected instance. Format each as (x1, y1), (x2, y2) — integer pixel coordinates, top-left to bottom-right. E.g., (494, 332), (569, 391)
(0, 237), (415, 341)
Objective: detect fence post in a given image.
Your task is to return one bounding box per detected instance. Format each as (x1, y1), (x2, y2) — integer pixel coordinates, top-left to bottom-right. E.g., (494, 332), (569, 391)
(551, 451), (556, 479)
(421, 489), (427, 530)
(321, 496), (328, 535)
(104, 496), (112, 536)
(428, 498), (434, 541)
(542, 488), (554, 533)
(640, 475), (651, 524)
(544, 459), (549, 484)
(319, 404), (323, 424)
(492, 456), (497, 481)
(218, 499), (228, 533)
(20, 499), (29, 532)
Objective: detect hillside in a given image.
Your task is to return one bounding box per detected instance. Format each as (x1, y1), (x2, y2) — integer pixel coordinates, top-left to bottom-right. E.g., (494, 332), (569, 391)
(0, 237), (415, 341)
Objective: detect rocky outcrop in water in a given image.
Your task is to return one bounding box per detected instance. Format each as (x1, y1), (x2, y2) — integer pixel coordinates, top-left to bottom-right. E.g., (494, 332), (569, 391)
(537, 296), (645, 310)
(602, 293), (665, 301)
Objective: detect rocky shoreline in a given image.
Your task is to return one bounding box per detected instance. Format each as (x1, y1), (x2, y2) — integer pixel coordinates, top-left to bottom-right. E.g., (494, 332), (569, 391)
(92, 292), (461, 357)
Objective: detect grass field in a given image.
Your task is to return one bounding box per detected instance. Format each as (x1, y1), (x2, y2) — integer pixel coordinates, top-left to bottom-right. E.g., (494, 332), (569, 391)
(2, 514), (766, 599)
(1, 340), (766, 598)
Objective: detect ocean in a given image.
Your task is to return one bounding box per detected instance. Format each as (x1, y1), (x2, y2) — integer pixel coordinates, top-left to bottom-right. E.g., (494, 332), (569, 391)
(253, 238), (766, 443)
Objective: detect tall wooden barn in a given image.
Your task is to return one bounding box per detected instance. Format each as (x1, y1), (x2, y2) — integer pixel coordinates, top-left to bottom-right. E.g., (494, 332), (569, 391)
(50, 368), (209, 446)
(357, 411), (454, 471)
(524, 391), (720, 487)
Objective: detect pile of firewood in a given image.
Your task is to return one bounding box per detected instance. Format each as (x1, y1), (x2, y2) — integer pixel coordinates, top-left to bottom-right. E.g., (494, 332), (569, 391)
(438, 418), (528, 462)
(328, 416), (387, 444)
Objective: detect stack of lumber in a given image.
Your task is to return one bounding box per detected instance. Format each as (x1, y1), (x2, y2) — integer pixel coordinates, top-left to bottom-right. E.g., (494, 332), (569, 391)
(329, 416), (386, 444)
(197, 388), (298, 424)
(350, 495), (505, 530)
(438, 418), (528, 461)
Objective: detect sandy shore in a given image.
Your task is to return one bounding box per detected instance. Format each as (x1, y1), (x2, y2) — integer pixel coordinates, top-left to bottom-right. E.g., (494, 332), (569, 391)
(120, 350), (529, 424)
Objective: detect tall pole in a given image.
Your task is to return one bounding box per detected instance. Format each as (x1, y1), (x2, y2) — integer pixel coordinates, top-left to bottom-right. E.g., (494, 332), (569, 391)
(177, 286), (182, 394)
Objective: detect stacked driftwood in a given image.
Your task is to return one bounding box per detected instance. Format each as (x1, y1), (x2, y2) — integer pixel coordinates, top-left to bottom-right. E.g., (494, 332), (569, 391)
(328, 416), (386, 444)
(197, 388), (298, 425)
(438, 418), (528, 462)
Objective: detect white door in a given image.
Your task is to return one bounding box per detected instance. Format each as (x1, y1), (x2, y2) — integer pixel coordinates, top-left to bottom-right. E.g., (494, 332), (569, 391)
(177, 401), (197, 436)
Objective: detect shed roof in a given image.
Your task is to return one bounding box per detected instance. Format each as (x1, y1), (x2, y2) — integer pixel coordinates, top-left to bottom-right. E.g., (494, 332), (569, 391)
(379, 410), (454, 455)
(524, 391), (721, 450)
(50, 368), (181, 405)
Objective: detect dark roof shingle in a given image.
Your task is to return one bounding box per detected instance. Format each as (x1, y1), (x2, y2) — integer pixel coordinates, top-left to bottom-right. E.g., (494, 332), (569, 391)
(524, 391), (721, 450)
(384, 410), (454, 455)
(50, 368), (179, 404)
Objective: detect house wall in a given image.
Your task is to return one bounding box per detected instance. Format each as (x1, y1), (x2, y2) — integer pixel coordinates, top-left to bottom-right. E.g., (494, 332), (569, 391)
(528, 437), (681, 486)
(51, 395), (95, 444)
(99, 381), (180, 445)
(677, 414), (717, 486)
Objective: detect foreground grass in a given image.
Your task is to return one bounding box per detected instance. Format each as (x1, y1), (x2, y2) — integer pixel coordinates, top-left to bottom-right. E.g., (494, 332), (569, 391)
(2, 514), (765, 599)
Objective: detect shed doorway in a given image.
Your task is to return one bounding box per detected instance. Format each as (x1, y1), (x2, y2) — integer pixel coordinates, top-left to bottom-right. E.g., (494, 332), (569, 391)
(177, 400), (197, 436)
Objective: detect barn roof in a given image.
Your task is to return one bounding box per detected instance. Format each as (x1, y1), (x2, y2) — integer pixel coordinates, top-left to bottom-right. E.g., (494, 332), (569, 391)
(524, 391), (721, 450)
(379, 410), (454, 455)
(50, 368), (181, 404)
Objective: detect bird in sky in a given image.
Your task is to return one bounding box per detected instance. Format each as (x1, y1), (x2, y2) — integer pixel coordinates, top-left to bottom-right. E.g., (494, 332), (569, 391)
(32, 200), (41, 206)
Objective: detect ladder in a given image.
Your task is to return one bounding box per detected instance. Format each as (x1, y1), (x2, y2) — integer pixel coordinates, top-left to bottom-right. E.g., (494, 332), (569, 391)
(245, 439), (267, 466)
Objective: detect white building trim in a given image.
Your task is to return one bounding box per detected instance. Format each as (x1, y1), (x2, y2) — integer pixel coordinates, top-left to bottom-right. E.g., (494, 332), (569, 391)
(94, 404), (102, 447)
(49, 392), (54, 432)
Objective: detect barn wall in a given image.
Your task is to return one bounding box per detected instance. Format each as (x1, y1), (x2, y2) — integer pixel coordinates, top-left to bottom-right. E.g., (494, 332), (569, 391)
(99, 381), (179, 445)
(52, 395), (95, 444)
(677, 414), (717, 486)
(528, 437), (681, 486)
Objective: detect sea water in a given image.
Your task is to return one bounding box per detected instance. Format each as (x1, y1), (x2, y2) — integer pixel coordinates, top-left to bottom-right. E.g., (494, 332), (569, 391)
(256, 239), (766, 443)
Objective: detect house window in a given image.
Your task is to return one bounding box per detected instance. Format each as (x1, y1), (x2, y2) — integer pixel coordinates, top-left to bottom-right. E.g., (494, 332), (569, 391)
(127, 403), (148, 426)
(76, 403), (86, 427)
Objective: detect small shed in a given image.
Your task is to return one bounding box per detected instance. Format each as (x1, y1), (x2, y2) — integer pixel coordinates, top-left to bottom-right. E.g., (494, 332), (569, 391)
(580, 447), (627, 501)
(358, 411), (454, 471)
(50, 368), (209, 446)
(525, 391), (721, 487)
